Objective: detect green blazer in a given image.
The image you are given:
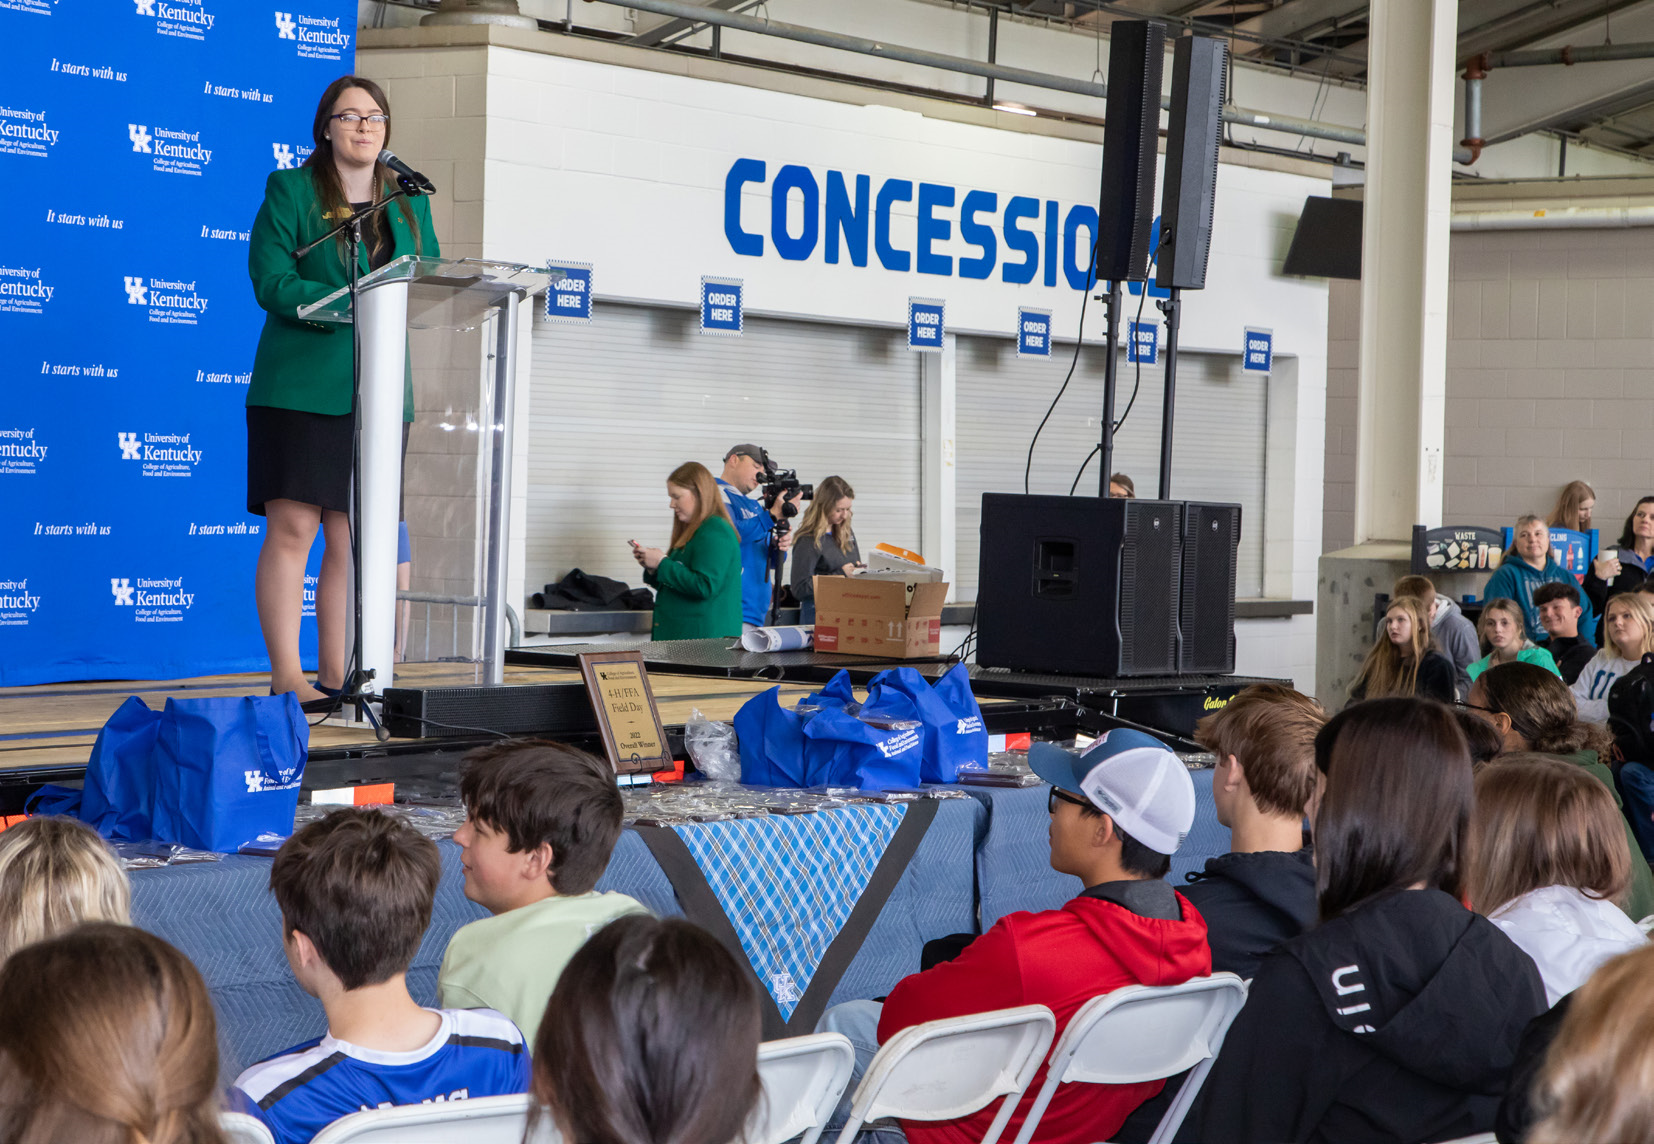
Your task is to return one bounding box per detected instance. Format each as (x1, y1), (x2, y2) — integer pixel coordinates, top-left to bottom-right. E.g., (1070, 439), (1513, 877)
(644, 516), (743, 640)
(246, 167), (439, 419)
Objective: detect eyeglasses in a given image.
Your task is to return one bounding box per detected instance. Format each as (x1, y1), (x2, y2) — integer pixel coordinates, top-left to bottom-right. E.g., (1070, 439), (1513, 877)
(1452, 700), (1498, 715)
(332, 113), (389, 126)
(1047, 786), (1093, 814)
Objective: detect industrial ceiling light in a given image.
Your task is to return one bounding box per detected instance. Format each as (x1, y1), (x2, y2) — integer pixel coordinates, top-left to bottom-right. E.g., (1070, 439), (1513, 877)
(421, 0), (537, 29)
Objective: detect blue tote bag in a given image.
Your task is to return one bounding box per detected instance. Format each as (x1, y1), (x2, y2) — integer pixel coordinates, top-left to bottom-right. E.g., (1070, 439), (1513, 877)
(81, 694), (165, 840)
(734, 687), (810, 787)
(801, 707), (923, 791)
(862, 664), (988, 784)
(150, 694), (309, 853)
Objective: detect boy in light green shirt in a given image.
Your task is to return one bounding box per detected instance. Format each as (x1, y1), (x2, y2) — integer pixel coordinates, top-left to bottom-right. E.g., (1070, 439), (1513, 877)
(439, 740), (649, 1045)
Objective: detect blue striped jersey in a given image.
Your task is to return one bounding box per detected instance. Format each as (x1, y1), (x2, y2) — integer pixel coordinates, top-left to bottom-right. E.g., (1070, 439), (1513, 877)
(227, 1007), (531, 1144)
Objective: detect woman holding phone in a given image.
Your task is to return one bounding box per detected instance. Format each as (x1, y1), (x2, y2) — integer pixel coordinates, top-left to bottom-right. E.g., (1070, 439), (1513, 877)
(631, 462), (742, 641)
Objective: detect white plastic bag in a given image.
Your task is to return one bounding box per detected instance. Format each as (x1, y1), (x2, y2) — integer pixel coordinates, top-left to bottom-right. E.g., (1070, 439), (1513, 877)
(683, 707), (742, 782)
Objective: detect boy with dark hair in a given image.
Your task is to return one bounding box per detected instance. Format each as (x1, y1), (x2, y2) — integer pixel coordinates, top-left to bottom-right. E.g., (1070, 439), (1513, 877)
(1535, 580), (1597, 685)
(819, 729), (1210, 1144)
(229, 809), (530, 1144)
(439, 739), (648, 1043)
(1182, 684), (1326, 979)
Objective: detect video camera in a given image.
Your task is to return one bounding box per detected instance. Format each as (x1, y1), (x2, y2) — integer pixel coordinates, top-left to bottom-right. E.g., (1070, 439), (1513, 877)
(756, 449), (813, 518)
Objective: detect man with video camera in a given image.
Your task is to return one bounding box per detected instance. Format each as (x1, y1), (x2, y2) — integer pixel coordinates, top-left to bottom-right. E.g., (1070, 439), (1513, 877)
(718, 444), (808, 630)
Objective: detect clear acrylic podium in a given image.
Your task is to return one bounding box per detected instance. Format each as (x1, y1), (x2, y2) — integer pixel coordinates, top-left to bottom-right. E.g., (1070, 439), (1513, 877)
(299, 256), (557, 693)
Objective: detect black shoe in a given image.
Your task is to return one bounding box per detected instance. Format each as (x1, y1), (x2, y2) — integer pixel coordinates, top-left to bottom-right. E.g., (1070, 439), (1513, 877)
(314, 683), (343, 697)
(300, 694), (343, 715)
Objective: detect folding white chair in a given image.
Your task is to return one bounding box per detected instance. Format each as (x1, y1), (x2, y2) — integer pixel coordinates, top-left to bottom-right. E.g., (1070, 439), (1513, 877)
(833, 1004), (1056, 1144)
(1010, 973), (1249, 1144)
(751, 1032), (857, 1144)
(310, 1093), (559, 1144)
(220, 1112), (276, 1144)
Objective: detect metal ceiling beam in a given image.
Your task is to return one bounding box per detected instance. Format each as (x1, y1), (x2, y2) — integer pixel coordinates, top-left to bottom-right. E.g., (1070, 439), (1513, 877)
(1457, 0), (1650, 60)
(1483, 74), (1654, 143)
(1232, 0), (1368, 42)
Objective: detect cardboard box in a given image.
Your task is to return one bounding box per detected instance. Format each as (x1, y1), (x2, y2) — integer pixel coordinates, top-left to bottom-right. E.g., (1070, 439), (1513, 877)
(812, 576), (949, 658)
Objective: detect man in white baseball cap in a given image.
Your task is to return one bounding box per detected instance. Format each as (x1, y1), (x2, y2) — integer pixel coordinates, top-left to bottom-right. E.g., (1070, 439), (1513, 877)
(818, 728), (1210, 1144)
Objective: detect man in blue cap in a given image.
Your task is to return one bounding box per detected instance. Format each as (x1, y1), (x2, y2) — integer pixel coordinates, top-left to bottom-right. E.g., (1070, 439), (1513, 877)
(819, 728), (1211, 1144)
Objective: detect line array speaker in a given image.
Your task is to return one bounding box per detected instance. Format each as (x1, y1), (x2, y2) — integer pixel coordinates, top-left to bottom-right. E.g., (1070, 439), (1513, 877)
(381, 684), (597, 739)
(1095, 20), (1167, 283)
(1156, 35), (1228, 291)
(1179, 502), (1240, 674)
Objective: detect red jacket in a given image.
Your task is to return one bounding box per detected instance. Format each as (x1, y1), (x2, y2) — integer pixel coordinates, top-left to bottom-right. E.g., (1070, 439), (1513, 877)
(879, 890), (1211, 1144)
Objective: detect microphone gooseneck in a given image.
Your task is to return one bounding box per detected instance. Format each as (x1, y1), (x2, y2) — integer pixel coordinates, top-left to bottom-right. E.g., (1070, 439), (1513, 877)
(377, 148), (436, 195)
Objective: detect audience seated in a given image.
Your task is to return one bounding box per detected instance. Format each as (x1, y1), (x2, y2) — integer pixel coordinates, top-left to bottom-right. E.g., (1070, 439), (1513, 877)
(1526, 943), (1654, 1144)
(1393, 575), (1478, 699)
(1533, 582), (1597, 686)
(439, 739), (648, 1043)
(1182, 684), (1325, 979)
(1470, 755), (1646, 1006)
(1570, 592), (1654, 723)
(1470, 661), (1654, 921)
(1196, 698), (1547, 1144)
(1485, 514), (1597, 644)
(1583, 495), (1654, 616)
(820, 728), (1210, 1144)
(531, 914), (761, 1144)
(1349, 596), (1455, 704)
(1547, 479), (1595, 535)
(229, 808), (530, 1144)
(1469, 598), (1560, 683)
(0, 923), (223, 1144)
(0, 816), (129, 963)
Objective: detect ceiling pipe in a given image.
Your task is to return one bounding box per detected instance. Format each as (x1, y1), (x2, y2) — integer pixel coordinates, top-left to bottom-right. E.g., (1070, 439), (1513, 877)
(1452, 204), (1654, 230)
(1491, 40), (1654, 68)
(588, 0), (1474, 162)
(1460, 53), (1487, 164)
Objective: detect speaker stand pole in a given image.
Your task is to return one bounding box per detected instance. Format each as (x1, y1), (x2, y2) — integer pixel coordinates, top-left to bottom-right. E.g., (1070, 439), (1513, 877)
(1155, 287), (1182, 500)
(1098, 279), (1122, 498)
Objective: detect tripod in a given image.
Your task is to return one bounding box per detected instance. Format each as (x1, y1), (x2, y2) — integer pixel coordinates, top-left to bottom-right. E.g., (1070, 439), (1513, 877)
(765, 516), (792, 628)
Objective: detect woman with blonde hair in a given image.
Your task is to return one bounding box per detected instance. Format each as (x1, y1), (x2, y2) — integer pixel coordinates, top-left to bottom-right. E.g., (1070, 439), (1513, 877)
(1348, 595), (1456, 704)
(1547, 480), (1595, 534)
(630, 461), (742, 640)
(0, 816), (129, 963)
(0, 923), (226, 1144)
(1467, 597), (1559, 682)
(1526, 942), (1654, 1144)
(1571, 591), (1654, 723)
(790, 475), (863, 625)
(1470, 756), (1644, 1006)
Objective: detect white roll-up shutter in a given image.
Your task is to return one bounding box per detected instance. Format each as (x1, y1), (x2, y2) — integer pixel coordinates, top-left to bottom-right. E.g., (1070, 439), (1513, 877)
(527, 303), (923, 596)
(955, 336), (1267, 600)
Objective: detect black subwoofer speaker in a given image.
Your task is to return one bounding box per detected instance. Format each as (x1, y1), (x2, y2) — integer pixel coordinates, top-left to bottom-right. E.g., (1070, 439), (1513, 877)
(977, 494), (1183, 677)
(1179, 502), (1241, 673)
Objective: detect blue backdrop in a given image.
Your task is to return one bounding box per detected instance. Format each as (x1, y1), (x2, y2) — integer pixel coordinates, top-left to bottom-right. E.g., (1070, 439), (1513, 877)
(0, 0), (353, 685)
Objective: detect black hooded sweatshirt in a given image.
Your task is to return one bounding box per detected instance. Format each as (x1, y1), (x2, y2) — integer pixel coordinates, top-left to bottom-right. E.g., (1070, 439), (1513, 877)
(1195, 888), (1547, 1144)
(1181, 849), (1317, 980)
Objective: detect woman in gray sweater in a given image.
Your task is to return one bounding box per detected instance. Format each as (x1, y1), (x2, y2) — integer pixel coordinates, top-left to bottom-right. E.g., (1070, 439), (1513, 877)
(791, 475), (862, 624)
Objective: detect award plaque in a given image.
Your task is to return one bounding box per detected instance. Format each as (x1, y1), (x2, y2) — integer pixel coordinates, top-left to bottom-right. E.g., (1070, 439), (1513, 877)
(576, 651), (672, 775)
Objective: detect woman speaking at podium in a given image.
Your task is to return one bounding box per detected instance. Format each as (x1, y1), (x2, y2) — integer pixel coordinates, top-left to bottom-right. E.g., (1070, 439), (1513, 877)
(245, 76), (438, 709)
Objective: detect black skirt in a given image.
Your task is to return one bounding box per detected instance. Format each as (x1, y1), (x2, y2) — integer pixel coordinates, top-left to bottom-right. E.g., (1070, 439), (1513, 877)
(246, 405), (354, 516)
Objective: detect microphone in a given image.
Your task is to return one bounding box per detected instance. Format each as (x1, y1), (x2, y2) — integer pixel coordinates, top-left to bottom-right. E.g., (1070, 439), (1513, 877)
(377, 149), (435, 195)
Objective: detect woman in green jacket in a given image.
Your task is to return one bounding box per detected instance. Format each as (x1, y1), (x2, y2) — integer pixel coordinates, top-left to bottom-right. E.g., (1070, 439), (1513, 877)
(631, 463), (743, 640)
(246, 75), (438, 708)
(1467, 597), (1561, 683)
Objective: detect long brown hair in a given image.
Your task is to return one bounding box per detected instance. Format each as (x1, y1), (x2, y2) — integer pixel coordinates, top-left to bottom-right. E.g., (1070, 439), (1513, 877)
(798, 475), (856, 551)
(1548, 480), (1595, 531)
(1349, 596), (1435, 700)
(1469, 755), (1631, 915)
(0, 816), (130, 963)
(1529, 943), (1654, 1144)
(304, 75), (420, 262)
(1476, 661), (1613, 757)
(667, 462), (733, 549)
(0, 924), (225, 1144)
(532, 915), (761, 1144)
(1313, 698), (1473, 921)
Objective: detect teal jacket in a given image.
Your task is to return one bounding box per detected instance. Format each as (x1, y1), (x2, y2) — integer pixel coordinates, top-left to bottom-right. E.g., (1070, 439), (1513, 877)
(644, 517), (743, 640)
(246, 166), (439, 420)
(1466, 646), (1559, 682)
(1482, 558), (1598, 644)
